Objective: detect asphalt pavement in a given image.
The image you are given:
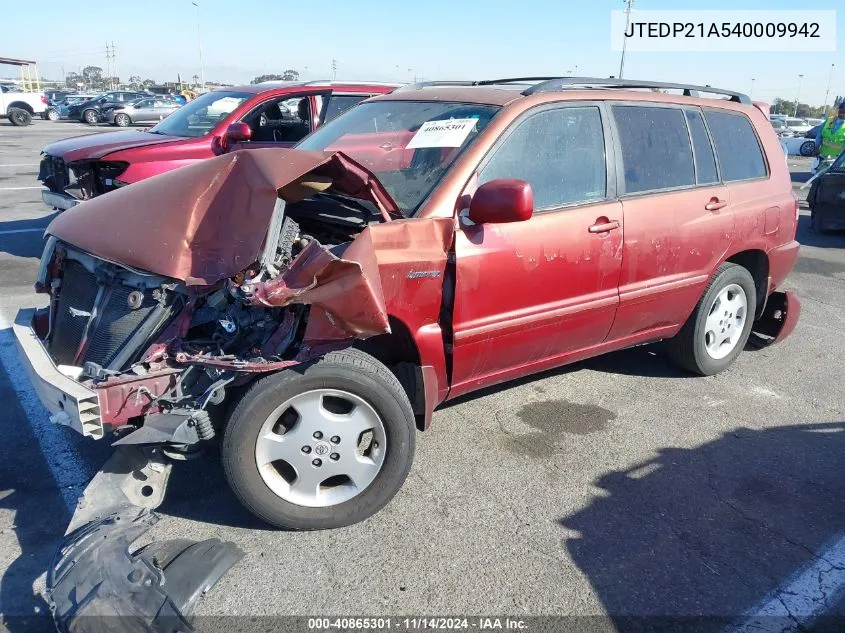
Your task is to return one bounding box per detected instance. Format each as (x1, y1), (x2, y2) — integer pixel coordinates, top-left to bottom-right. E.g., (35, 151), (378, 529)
(1, 119), (844, 633)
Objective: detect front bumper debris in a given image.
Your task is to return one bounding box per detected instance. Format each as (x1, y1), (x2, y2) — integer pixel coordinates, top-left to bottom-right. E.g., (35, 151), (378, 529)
(42, 190), (79, 210)
(752, 290), (801, 344)
(49, 511), (243, 633)
(13, 308), (103, 438)
(49, 446), (243, 633)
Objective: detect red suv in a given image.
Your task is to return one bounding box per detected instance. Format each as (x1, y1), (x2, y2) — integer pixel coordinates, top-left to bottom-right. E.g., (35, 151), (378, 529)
(17, 77), (800, 536)
(37, 80), (397, 210)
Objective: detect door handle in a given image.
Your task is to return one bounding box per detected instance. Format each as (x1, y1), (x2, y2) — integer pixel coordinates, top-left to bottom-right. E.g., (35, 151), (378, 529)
(705, 198), (728, 211)
(588, 219), (620, 233)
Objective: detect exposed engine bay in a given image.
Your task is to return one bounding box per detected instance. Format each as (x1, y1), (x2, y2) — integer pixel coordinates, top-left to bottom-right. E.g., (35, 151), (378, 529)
(37, 189), (388, 448)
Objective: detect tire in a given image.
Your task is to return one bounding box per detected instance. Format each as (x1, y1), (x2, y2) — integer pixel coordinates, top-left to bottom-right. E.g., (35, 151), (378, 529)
(83, 109), (99, 125)
(810, 209), (827, 234)
(799, 140), (816, 157)
(115, 113), (131, 127)
(45, 108), (60, 121)
(8, 107), (32, 126)
(222, 348), (416, 530)
(666, 263), (757, 376)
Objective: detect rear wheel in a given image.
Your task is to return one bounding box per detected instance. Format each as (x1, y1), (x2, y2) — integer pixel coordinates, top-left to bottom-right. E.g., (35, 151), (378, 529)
(799, 140), (816, 157)
(83, 109), (98, 124)
(667, 263), (757, 376)
(115, 113), (131, 127)
(8, 107), (32, 126)
(221, 349), (416, 530)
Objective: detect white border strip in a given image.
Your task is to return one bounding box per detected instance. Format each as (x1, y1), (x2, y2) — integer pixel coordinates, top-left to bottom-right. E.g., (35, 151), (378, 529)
(0, 319), (88, 512)
(724, 534), (845, 632)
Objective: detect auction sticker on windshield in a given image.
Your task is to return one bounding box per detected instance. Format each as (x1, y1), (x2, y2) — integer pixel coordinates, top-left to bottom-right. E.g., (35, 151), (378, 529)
(406, 118), (478, 149)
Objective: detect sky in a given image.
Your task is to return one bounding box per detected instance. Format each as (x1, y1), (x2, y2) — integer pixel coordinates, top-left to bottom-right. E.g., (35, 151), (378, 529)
(3, 0), (842, 106)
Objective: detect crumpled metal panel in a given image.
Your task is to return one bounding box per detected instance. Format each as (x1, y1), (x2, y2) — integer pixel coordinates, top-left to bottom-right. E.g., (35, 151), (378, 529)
(48, 510), (243, 633)
(46, 148), (399, 286)
(248, 227), (389, 338)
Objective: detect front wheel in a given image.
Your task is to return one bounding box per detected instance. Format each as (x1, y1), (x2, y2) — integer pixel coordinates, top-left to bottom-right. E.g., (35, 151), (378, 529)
(114, 113), (130, 127)
(799, 140), (816, 157)
(45, 107), (60, 121)
(83, 109), (99, 125)
(221, 349), (416, 530)
(666, 263), (757, 376)
(8, 107), (32, 126)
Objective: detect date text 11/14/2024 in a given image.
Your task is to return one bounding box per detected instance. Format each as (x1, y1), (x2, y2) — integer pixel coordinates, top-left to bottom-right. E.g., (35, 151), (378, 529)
(308, 618), (529, 630)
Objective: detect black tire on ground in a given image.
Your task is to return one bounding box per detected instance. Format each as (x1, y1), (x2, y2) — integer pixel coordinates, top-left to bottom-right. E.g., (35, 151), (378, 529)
(799, 140), (816, 157)
(45, 108), (60, 121)
(221, 348), (416, 530)
(666, 262), (757, 376)
(83, 109), (98, 124)
(810, 209), (827, 234)
(115, 113), (131, 127)
(8, 107), (32, 126)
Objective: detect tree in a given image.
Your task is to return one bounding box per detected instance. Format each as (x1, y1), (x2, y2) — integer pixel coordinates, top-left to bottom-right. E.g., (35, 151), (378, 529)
(250, 70), (299, 84)
(251, 74), (283, 84)
(82, 65), (104, 90)
(142, 79), (156, 88)
(65, 71), (83, 89)
(128, 75), (143, 89)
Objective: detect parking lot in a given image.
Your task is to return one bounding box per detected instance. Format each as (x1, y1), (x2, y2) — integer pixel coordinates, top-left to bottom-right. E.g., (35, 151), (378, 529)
(1, 119), (845, 631)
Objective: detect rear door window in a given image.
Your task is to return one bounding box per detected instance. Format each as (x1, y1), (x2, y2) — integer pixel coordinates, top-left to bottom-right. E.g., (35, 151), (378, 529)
(323, 95), (368, 122)
(685, 110), (719, 185)
(479, 106), (607, 209)
(612, 105), (695, 194)
(704, 110), (767, 182)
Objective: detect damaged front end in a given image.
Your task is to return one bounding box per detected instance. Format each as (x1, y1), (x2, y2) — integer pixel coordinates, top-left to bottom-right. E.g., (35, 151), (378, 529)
(16, 148), (404, 631)
(39, 155), (127, 210)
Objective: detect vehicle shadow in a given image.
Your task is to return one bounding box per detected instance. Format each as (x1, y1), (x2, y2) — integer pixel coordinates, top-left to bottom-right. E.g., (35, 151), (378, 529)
(791, 170), (814, 184)
(796, 214), (845, 249)
(0, 214), (55, 260)
(158, 449), (277, 531)
(0, 377), (70, 631)
(560, 421), (845, 632)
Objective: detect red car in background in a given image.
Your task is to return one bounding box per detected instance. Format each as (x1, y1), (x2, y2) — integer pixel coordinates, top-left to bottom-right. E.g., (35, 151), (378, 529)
(37, 80), (398, 210)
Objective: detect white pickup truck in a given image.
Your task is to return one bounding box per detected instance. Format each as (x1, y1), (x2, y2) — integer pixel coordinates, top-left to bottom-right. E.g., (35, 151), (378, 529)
(0, 86), (48, 126)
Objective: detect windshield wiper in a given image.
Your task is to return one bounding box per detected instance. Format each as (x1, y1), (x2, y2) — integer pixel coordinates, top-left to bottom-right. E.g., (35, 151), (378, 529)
(315, 191), (381, 216)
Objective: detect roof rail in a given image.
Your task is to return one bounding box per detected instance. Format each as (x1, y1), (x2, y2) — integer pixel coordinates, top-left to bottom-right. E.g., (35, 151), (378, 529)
(522, 77), (751, 103)
(301, 80), (402, 87)
(394, 81), (477, 92)
(474, 77), (561, 86)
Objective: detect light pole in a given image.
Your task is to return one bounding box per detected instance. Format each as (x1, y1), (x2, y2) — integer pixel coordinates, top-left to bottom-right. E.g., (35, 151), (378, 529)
(750, 78), (756, 99)
(823, 63), (835, 116)
(619, 0), (635, 79)
(191, 1), (205, 92)
(793, 74), (804, 117)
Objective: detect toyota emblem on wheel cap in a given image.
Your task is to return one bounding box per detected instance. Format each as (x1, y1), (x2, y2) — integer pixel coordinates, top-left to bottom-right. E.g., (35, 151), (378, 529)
(314, 442), (330, 456)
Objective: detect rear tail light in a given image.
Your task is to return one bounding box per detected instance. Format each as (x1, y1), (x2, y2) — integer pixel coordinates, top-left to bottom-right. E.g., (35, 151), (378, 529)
(41, 95), (48, 105)
(793, 194), (800, 224)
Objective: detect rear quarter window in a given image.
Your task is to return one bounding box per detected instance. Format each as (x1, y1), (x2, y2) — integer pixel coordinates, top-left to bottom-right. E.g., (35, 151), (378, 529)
(612, 105), (695, 194)
(703, 110), (767, 182)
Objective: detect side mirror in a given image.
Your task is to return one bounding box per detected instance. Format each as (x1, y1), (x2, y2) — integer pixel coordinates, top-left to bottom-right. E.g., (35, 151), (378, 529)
(225, 121), (252, 143)
(468, 179), (533, 224)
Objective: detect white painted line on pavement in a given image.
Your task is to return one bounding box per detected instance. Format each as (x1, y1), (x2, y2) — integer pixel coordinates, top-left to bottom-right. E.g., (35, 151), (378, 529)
(724, 534), (845, 633)
(0, 228), (46, 236)
(0, 163), (38, 167)
(0, 317), (89, 512)
(0, 186), (44, 191)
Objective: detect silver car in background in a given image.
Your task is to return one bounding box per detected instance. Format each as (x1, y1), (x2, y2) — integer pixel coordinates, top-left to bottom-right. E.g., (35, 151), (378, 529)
(106, 97), (181, 127)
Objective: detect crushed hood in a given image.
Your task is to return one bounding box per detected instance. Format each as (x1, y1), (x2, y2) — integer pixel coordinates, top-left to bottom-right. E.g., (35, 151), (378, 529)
(47, 148), (400, 285)
(42, 130), (184, 162)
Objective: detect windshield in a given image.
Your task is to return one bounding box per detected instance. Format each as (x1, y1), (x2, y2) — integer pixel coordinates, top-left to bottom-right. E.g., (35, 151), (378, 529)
(296, 100), (499, 214)
(148, 90), (251, 138)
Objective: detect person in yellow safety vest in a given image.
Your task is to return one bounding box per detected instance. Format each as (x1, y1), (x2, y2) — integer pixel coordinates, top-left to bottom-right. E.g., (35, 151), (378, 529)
(815, 102), (845, 159)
